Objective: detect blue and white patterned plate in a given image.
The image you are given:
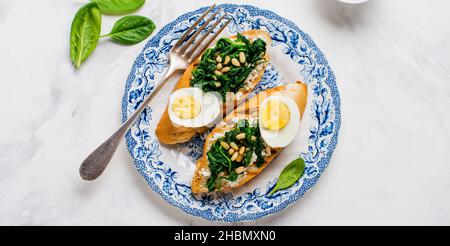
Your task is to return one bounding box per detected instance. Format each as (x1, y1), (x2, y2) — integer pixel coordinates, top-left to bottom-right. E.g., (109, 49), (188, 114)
(121, 4), (341, 222)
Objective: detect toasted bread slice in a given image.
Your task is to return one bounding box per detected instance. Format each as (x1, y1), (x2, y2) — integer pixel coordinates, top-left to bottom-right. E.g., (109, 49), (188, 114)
(191, 81), (308, 193)
(156, 30), (272, 145)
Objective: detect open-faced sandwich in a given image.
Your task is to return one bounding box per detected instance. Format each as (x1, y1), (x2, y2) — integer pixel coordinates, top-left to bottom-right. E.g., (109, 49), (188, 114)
(156, 30), (272, 145)
(191, 82), (308, 193)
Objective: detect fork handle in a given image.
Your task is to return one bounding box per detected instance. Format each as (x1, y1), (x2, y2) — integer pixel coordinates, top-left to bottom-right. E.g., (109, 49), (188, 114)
(79, 64), (180, 180)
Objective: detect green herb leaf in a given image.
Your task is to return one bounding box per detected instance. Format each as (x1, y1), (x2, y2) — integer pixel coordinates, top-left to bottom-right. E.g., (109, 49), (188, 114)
(70, 3), (102, 68)
(91, 0), (145, 15)
(102, 15), (155, 45)
(206, 119), (266, 191)
(190, 33), (267, 101)
(268, 158), (305, 196)
(227, 171), (238, 182)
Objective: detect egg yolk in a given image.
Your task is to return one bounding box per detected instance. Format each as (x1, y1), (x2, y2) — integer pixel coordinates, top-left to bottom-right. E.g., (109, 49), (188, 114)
(171, 95), (201, 119)
(261, 100), (290, 130)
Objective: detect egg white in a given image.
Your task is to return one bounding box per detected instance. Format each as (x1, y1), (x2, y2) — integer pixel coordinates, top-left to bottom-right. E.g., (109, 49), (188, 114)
(168, 87), (221, 128)
(258, 95), (300, 148)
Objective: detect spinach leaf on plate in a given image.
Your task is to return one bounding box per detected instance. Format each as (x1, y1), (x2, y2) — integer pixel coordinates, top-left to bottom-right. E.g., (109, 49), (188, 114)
(190, 33), (267, 101)
(268, 158), (305, 196)
(206, 119), (266, 191)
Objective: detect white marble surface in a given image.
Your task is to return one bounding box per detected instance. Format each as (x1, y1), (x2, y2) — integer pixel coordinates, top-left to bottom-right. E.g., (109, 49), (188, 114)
(0, 0), (449, 225)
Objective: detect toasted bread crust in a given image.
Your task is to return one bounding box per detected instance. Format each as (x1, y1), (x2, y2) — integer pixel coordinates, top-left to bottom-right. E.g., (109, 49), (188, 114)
(156, 30), (272, 145)
(191, 81), (308, 193)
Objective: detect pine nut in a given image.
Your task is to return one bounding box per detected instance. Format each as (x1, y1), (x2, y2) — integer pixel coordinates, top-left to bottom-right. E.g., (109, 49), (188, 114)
(250, 136), (257, 141)
(266, 146), (271, 155)
(239, 146), (245, 155)
(214, 70), (223, 76)
(231, 152), (239, 161)
(236, 166), (245, 173)
(215, 82), (221, 87)
(216, 56), (222, 63)
(256, 60), (265, 65)
(221, 67), (230, 73)
(220, 141), (229, 150)
(228, 148), (235, 155)
(216, 63), (223, 70)
(236, 155), (243, 163)
(230, 142), (239, 150)
(231, 58), (241, 67)
(239, 52), (246, 63)
(236, 133), (245, 140)
(218, 171), (225, 177)
(224, 56), (231, 65)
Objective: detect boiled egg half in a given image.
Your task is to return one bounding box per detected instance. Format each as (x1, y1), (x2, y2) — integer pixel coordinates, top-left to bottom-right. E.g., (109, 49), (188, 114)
(168, 87), (221, 128)
(259, 95), (300, 148)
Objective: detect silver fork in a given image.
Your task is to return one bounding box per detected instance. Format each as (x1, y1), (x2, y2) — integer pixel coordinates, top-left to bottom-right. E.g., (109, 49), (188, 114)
(79, 5), (232, 181)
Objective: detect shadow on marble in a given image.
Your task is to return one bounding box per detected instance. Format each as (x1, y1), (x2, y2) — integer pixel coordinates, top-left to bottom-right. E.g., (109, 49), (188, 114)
(314, 0), (376, 28)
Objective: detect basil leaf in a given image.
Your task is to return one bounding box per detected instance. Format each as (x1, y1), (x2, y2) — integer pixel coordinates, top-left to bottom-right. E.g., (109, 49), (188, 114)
(91, 0), (145, 15)
(70, 3), (102, 68)
(102, 15), (155, 45)
(268, 158), (305, 196)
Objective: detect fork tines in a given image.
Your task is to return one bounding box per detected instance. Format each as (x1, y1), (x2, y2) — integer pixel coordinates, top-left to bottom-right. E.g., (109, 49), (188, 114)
(173, 4), (232, 63)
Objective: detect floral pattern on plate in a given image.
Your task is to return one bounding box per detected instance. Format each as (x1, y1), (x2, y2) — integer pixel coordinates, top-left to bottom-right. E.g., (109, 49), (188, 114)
(121, 4), (341, 222)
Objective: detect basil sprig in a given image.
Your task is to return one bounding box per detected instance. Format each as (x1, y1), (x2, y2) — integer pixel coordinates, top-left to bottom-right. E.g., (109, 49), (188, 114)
(268, 158), (305, 196)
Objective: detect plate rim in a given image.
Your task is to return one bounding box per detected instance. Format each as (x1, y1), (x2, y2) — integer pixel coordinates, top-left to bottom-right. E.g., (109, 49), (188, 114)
(121, 3), (341, 222)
